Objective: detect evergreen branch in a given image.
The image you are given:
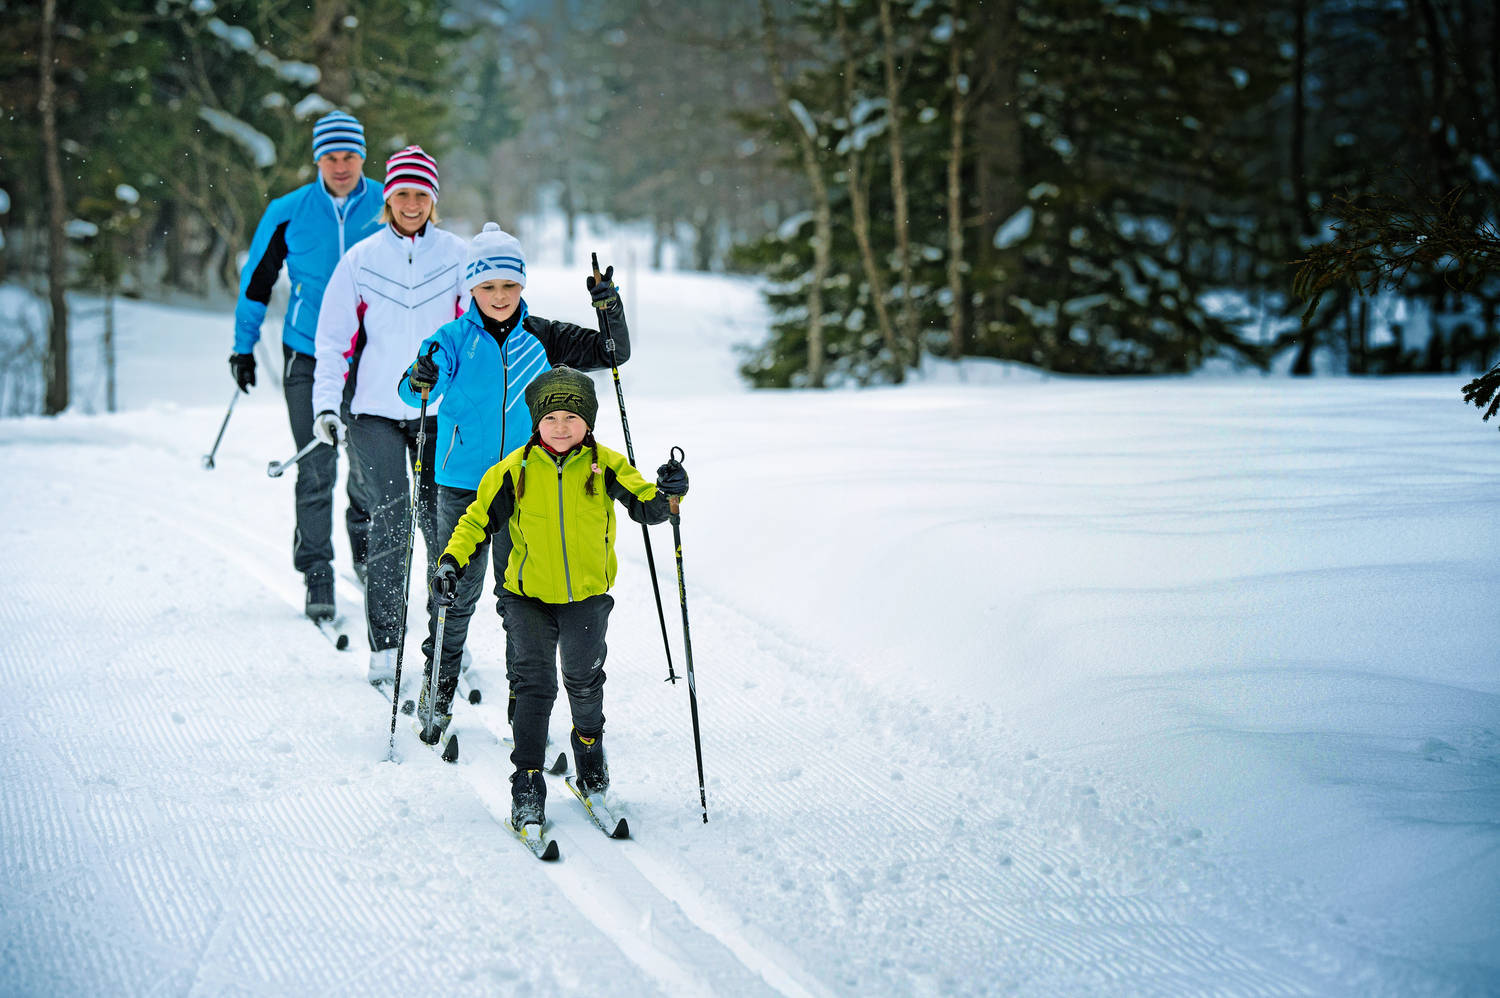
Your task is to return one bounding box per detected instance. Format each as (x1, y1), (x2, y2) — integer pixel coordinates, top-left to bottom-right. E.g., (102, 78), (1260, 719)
(1291, 182), (1500, 323)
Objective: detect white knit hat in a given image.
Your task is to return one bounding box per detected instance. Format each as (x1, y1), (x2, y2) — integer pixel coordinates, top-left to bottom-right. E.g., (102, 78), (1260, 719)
(463, 223), (526, 290)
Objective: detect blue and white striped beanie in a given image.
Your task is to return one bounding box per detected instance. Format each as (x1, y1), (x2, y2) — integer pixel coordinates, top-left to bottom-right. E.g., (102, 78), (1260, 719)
(464, 223), (526, 291)
(311, 110), (366, 161)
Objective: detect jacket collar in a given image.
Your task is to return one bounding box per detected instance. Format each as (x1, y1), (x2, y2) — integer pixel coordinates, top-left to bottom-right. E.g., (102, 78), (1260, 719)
(460, 297), (530, 338)
(383, 220), (437, 252)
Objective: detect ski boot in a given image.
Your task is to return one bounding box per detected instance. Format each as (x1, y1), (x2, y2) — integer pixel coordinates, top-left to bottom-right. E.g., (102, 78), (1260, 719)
(367, 648), (397, 684)
(416, 676), (453, 746)
(305, 571), (335, 621)
(571, 728), (609, 796)
(511, 769), (547, 827)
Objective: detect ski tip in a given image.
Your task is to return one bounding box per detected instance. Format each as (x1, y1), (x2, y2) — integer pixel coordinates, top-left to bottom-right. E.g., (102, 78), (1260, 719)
(335, 633), (350, 651)
(468, 688), (482, 705)
(541, 839), (560, 861)
(442, 733), (459, 763)
(612, 818), (630, 839)
(548, 752), (568, 775)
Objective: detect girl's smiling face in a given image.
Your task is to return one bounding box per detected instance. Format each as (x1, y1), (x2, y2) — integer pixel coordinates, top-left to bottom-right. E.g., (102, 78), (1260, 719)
(539, 410), (588, 452)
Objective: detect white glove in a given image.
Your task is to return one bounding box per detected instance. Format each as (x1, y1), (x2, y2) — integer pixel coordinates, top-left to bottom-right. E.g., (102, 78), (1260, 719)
(313, 410), (345, 446)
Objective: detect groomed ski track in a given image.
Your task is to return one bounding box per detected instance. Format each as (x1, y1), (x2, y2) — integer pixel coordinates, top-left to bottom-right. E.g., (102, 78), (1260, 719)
(3, 407), (1405, 998)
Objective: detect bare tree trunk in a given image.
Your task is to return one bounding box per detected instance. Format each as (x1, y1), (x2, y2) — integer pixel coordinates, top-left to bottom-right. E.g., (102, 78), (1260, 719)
(946, 0), (968, 361)
(1290, 0), (1315, 376)
(40, 0), (69, 415)
(759, 0), (830, 387)
(971, 0), (1019, 353)
(310, 0), (353, 104)
(877, 0), (917, 365)
(838, 5), (902, 382)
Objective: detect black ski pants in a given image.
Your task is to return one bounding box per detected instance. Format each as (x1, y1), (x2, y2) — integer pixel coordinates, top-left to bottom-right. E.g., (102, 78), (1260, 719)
(502, 591), (612, 773)
(281, 345), (370, 577)
(349, 411), (438, 652)
(421, 484), (514, 712)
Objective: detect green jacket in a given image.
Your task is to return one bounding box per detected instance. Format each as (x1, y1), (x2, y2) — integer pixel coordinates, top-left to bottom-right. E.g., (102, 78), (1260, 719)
(444, 441), (671, 604)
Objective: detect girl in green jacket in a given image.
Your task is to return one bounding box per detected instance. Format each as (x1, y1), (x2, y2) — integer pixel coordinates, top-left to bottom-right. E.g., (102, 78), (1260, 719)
(430, 366), (687, 833)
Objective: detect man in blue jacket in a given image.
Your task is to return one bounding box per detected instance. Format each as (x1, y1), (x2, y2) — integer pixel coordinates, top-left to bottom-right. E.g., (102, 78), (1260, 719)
(228, 110), (384, 621)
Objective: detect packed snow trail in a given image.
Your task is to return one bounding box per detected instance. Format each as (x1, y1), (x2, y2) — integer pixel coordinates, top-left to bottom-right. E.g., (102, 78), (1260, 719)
(0, 402), (1400, 997)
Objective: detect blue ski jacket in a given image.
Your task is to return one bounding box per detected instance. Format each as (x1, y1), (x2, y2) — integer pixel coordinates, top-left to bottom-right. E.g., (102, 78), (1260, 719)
(233, 176), (384, 357)
(398, 297), (631, 491)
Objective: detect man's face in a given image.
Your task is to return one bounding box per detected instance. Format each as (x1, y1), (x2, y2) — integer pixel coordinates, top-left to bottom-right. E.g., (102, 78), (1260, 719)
(318, 150), (364, 196)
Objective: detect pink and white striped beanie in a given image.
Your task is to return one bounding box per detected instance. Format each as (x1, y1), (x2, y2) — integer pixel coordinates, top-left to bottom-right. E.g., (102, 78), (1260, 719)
(383, 145), (439, 200)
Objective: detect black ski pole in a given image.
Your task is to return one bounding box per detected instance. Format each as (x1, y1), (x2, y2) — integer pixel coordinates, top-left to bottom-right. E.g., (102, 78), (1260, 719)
(592, 252), (679, 685)
(202, 388), (239, 470)
(665, 446), (708, 823)
(387, 345), (438, 761)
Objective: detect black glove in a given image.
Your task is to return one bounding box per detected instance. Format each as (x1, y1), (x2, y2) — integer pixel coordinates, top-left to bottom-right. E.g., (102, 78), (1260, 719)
(407, 350), (440, 393)
(587, 252), (618, 311)
(431, 556), (461, 605)
(656, 458), (688, 497)
(229, 352), (256, 393)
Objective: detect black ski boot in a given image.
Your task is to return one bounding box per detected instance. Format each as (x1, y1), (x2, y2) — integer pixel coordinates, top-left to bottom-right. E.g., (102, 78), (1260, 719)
(571, 728), (609, 796)
(416, 677), (452, 746)
(305, 571), (335, 621)
(511, 769), (546, 827)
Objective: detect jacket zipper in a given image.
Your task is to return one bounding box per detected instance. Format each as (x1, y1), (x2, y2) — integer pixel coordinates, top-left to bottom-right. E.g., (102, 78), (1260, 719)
(442, 425), (462, 470)
(556, 458), (573, 601)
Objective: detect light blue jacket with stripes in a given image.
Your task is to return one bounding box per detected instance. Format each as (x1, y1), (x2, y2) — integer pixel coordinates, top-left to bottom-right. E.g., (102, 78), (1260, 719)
(399, 297), (631, 491)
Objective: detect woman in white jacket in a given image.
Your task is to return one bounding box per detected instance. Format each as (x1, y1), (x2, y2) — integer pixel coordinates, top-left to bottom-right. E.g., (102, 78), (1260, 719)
(312, 146), (467, 681)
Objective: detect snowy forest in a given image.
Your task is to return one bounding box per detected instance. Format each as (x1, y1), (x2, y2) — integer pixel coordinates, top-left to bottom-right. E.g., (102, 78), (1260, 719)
(4, 0), (1500, 407)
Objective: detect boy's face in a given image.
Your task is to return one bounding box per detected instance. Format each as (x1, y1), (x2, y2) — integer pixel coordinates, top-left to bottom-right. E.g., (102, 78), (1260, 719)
(539, 410), (588, 452)
(473, 279), (522, 323)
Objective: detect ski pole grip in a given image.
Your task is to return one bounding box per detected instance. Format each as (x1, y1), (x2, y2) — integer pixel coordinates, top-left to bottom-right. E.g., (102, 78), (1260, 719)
(665, 447), (686, 516)
(419, 341), (439, 402)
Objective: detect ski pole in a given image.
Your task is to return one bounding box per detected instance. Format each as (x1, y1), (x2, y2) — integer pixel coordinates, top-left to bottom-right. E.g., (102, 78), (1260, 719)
(202, 388), (239, 470)
(664, 446), (708, 823)
(592, 251), (678, 685)
(266, 438), (324, 478)
(387, 347), (437, 761)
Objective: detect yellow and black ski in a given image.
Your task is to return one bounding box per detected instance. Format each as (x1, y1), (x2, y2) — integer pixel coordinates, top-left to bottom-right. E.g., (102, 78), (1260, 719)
(509, 820), (560, 861)
(564, 777), (630, 839)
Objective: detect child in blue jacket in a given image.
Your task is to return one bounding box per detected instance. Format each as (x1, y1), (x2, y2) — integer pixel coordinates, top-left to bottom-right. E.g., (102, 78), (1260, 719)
(398, 224), (630, 727)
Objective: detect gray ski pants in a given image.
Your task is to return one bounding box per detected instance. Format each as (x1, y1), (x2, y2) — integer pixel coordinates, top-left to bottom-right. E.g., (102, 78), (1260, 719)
(281, 345), (370, 577)
(349, 412), (438, 651)
(420, 484), (514, 711)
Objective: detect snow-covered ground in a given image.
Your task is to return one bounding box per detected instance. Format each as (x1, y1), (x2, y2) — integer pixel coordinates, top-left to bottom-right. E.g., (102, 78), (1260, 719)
(2, 265), (1498, 996)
